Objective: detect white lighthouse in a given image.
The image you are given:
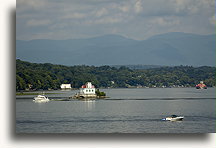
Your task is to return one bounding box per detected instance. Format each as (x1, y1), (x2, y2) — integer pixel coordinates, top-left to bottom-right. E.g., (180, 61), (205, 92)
(79, 82), (96, 96)
(71, 82), (106, 99)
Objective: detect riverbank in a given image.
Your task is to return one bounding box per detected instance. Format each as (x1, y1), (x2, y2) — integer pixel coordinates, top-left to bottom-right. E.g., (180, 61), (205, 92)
(16, 92), (62, 96)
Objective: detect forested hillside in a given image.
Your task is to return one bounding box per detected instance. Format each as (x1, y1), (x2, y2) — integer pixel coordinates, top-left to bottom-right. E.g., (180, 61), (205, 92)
(16, 59), (215, 91)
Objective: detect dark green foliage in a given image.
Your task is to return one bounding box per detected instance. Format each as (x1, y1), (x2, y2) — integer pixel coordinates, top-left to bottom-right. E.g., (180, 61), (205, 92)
(95, 89), (106, 96)
(16, 59), (216, 91)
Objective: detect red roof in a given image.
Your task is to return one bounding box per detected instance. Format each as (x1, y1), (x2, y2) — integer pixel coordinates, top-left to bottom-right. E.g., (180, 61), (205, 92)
(81, 85), (95, 88)
(81, 82), (95, 88)
(81, 85), (86, 88)
(196, 83), (206, 87)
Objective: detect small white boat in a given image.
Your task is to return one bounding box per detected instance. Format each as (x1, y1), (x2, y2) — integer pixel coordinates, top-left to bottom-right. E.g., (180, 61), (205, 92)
(33, 95), (49, 103)
(162, 115), (184, 121)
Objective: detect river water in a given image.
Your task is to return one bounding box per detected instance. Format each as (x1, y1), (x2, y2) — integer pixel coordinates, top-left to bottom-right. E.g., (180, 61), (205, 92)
(16, 88), (216, 133)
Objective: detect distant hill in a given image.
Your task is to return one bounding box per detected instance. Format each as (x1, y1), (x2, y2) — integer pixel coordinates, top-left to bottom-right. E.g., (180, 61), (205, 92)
(16, 32), (215, 66)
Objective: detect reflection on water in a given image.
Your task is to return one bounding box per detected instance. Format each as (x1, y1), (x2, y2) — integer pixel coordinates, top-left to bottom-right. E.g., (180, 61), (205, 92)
(16, 88), (216, 133)
(82, 100), (95, 111)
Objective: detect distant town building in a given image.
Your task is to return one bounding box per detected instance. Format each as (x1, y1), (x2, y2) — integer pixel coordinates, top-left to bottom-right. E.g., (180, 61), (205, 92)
(196, 81), (207, 89)
(60, 84), (72, 89)
(80, 82), (96, 95)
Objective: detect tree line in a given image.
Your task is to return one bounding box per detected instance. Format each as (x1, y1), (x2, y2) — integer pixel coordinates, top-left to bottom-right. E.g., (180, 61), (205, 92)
(16, 59), (215, 91)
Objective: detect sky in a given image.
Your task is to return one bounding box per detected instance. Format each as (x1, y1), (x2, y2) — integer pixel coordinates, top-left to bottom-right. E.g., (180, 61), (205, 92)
(16, 0), (215, 40)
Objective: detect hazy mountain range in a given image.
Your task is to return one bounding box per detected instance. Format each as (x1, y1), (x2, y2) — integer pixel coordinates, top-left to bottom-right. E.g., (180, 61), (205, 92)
(16, 32), (215, 66)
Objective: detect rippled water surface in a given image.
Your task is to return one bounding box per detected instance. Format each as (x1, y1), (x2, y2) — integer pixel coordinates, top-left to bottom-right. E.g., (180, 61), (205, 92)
(16, 88), (216, 133)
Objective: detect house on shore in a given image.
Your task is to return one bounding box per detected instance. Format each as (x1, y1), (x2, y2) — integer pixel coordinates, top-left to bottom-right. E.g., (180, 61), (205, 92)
(60, 84), (72, 89)
(196, 81), (207, 89)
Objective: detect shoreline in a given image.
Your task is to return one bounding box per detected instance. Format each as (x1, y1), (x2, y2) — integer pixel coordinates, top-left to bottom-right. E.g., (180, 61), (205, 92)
(16, 87), (214, 96)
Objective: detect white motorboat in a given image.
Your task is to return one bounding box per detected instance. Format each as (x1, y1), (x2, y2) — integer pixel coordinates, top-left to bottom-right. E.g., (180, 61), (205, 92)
(33, 95), (49, 103)
(162, 115), (184, 121)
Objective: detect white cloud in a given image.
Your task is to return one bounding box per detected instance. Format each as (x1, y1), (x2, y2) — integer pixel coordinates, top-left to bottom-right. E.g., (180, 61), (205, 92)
(63, 13), (87, 19)
(26, 19), (51, 27)
(134, 0), (143, 13)
(171, 0), (214, 15)
(150, 17), (180, 26)
(209, 16), (216, 25)
(95, 8), (109, 17)
(17, 0), (215, 40)
(17, 0), (48, 11)
(118, 5), (130, 12)
(86, 16), (123, 25)
(110, 3), (130, 13)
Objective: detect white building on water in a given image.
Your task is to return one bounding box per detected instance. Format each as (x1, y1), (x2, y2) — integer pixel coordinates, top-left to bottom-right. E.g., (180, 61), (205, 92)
(60, 84), (72, 89)
(80, 82), (96, 95)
